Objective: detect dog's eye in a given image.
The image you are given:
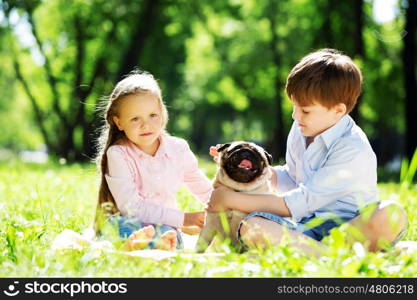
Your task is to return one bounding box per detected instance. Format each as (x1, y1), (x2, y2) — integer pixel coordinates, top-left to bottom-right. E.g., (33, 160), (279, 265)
(231, 144), (243, 151)
(218, 143), (231, 152)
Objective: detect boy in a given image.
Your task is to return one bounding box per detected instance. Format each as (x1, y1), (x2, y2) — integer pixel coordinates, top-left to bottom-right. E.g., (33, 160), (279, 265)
(207, 49), (407, 255)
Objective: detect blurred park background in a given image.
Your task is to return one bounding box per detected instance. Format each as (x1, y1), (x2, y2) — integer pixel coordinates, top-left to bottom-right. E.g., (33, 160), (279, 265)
(1, 0), (417, 278)
(0, 0), (416, 178)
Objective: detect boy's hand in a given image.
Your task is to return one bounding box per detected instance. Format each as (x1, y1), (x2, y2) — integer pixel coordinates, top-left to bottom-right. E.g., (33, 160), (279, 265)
(183, 211), (206, 228)
(206, 186), (234, 212)
(209, 145), (220, 163)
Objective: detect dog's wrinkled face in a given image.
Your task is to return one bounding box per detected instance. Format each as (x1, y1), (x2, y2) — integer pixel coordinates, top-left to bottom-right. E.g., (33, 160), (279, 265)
(218, 142), (272, 183)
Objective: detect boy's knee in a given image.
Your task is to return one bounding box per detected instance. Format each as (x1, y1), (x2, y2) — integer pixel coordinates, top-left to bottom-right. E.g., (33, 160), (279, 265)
(365, 201), (407, 251)
(239, 217), (269, 247)
(239, 217), (262, 238)
(374, 201), (408, 233)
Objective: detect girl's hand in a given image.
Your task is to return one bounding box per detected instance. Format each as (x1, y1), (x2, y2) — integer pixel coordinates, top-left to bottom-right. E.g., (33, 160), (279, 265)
(209, 145), (220, 163)
(206, 186), (233, 212)
(183, 211), (206, 228)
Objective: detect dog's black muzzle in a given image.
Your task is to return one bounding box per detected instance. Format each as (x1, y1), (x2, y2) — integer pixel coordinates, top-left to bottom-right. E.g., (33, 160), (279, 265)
(223, 148), (264, 183)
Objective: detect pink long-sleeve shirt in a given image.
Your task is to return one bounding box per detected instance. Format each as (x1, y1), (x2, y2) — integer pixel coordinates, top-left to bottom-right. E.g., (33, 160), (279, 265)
(105, 134), (213, 228)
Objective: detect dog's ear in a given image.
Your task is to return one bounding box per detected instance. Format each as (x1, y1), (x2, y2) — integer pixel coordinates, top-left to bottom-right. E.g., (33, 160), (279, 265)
(217, 143), (231, 152)
(264, 150), (273, 165)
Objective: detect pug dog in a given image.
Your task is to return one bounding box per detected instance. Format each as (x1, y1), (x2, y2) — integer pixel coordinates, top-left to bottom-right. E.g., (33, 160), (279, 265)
(196, 141), (273, 252)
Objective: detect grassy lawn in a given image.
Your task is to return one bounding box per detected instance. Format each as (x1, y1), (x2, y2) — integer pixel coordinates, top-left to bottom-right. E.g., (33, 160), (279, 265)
(0, 158), (416, 277)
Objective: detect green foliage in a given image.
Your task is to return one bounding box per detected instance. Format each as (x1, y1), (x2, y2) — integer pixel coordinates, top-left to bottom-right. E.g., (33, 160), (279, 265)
(400, 148), (417, 186)
(0, 0), (414, 164)
(0, 159), (416, 277)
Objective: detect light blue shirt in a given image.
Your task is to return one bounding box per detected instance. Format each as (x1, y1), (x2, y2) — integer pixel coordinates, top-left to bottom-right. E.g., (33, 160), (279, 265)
(274, 114), (379, 223)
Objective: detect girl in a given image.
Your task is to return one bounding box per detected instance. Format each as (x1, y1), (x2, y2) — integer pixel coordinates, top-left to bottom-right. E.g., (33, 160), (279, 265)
(94, 71), (213, 251)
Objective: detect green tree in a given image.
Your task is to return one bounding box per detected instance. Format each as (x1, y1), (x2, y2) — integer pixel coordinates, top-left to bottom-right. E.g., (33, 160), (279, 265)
(178, 0), (324, 160)
(2, 0), (192, 161)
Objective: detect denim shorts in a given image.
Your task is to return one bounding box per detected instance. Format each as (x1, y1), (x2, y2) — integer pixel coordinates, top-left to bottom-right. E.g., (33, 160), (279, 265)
(237, 211), (356, 244)
(109, 216), (183, 249)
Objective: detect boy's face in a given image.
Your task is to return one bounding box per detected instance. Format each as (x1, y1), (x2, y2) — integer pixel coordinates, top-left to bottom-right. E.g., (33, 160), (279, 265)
(291, 99), (346, 139)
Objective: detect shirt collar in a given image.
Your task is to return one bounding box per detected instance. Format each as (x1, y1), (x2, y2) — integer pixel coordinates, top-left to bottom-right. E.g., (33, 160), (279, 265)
(128, 133), (173, 159)
(317, 114), (353, 149)
(157, 133), (174, 158)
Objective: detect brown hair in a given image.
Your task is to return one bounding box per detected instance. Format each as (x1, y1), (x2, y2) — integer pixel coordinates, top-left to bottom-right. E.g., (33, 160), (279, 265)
(93, 70), (168, 233)
(285, 49), (362, 113)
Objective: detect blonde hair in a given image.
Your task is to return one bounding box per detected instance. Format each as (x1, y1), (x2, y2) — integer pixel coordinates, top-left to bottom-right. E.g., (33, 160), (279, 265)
(93, 71), (168, 233)
(285, 49), (362, 113)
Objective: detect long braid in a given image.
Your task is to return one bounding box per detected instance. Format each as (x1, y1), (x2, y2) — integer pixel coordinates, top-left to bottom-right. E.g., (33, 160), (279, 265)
(93, 125), (124, 233)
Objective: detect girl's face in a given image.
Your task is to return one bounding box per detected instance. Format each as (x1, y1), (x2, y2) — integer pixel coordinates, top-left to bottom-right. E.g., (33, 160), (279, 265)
(291, 99), (346, 139)
(113, 92), (164, 155)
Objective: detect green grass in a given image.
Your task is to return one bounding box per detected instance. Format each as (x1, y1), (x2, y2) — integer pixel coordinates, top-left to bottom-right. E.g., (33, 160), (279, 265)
(0, 157), (416, 277)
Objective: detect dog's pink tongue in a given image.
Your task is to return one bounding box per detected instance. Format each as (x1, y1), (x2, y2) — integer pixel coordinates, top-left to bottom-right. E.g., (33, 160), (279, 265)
(238, 159), (253, 169)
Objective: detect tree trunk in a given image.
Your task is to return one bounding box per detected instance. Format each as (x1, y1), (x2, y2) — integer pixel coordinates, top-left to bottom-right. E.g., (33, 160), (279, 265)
(350, 0), (364, 123)
(313, 0), (334, 48)
(116, 0), (160, 80)
(403, 0), (417, 160)
(267, 3), (286, 160)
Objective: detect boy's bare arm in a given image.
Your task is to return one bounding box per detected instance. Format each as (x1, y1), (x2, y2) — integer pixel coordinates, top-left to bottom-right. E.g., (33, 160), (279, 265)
(207, 187), (291, 217)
